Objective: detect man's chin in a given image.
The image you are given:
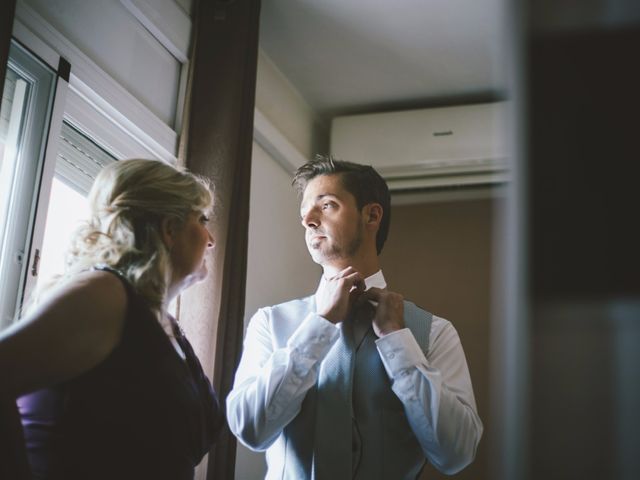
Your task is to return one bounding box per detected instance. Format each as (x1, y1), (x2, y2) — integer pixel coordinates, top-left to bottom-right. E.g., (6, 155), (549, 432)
(308, 248), (341, 268)
(306, 247), (323, 263)
(309, 254), (324, 266)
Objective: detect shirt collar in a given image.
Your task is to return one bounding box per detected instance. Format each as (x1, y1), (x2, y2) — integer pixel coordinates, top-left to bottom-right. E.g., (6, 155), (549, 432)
(315, 269), (387, 297)
(364, 269), (386, 290)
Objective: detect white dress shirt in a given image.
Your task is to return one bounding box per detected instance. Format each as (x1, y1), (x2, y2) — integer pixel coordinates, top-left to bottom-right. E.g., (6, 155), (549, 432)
(227, 271), (483, 477)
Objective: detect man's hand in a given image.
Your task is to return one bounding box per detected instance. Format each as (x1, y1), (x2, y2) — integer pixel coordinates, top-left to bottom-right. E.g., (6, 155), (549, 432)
(316, 267), (365, 324)
(363, 287), (405, 337)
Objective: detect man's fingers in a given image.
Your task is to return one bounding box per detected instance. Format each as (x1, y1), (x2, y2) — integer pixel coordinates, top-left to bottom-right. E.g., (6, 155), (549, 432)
(363, 287), (384, 300)
(343, 271), (365, 291)
(330, 266), (356, 280)
(327, 267), (350, 280)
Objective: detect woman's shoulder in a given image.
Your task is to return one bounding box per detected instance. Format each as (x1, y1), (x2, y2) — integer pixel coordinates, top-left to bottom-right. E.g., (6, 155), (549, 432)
(57, 268), (129, 305)
(0, 270), (131, 396)
(34, 269), (130, 353)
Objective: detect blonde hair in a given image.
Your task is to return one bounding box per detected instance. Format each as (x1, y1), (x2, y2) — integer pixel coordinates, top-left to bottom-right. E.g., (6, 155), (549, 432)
(29, 159), (213, 315)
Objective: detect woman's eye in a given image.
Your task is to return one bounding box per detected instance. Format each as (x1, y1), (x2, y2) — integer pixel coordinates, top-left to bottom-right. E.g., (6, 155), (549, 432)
(200, 215), (210, 224)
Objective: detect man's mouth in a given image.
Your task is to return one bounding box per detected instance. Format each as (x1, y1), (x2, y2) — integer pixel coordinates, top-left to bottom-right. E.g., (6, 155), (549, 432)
(309, 234), (326, 247)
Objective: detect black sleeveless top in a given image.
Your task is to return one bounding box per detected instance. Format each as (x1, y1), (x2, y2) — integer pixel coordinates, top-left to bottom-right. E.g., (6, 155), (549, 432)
(17, 267), (223, 480)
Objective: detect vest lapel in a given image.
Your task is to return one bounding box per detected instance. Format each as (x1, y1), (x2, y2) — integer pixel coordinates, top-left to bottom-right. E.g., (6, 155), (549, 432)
(313, 320), (355, 480)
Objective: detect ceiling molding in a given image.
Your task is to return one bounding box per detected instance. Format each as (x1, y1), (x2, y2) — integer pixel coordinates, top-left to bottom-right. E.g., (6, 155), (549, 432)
(120, 0), (191, 63)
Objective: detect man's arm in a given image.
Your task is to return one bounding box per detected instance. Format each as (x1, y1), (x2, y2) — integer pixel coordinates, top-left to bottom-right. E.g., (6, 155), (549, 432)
(227, 267), (364, 450)
(375, 320), (483, 475)
(226, 308), (339, 450)
(364, 287), (482, 475)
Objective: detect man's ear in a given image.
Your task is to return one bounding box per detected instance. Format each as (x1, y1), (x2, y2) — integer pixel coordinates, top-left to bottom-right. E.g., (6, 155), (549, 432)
(160, 217), (179, 249)
(364, 203), (383, 229)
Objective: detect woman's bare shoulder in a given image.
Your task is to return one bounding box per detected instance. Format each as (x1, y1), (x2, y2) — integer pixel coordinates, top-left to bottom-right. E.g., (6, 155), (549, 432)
(0, 270), (130, 396)
(43, 269), (128, 312)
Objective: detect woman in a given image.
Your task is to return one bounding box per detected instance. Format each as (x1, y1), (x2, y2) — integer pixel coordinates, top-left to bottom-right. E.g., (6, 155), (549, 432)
(0, 159), (223, 479)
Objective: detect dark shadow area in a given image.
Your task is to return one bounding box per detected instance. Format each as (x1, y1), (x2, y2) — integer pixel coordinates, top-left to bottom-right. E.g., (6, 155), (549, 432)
(528, 21), (640, 480)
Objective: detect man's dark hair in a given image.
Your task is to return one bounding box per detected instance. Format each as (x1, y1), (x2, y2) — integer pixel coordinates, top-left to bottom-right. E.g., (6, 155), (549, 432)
(293, 154), (391, 255)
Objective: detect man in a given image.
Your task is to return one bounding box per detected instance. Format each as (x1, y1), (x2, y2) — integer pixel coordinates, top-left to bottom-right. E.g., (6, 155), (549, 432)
(227, 156), (483, 479)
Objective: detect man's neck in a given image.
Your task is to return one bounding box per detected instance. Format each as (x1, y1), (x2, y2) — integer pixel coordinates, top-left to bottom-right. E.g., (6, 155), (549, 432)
(322, 256), (380, 279)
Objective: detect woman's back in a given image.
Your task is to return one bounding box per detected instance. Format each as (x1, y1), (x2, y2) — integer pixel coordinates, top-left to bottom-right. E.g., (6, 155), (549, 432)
(18, 268), (221, 480)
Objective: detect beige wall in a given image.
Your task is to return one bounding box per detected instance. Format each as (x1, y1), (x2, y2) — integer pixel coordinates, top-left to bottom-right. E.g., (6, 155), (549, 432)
(256, 50), (328, 158)
(244, 143), (321, 322)
(380, 196), (498, 480)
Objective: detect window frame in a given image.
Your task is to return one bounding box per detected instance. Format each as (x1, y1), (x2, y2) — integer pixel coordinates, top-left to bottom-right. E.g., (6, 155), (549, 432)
(8, 2), (189, 322)
(0, 40), (59, 327)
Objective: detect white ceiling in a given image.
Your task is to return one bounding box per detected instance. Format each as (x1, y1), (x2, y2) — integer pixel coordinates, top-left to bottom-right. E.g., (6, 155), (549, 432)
(259, 0), (507, 118)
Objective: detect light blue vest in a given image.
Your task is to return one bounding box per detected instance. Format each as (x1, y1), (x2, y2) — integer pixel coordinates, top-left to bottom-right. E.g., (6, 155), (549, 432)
(272, 297), (433, 480)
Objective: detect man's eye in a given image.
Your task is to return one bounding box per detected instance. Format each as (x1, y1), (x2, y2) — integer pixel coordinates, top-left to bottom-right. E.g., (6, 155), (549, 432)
(322, 203), (333, 210)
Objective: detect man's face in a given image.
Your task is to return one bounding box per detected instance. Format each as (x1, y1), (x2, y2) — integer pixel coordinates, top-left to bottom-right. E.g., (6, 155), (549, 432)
(299, 174), (365, 267)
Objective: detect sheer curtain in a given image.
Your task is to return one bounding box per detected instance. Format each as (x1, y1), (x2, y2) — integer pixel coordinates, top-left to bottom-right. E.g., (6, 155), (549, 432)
(177, 1), (261, 479)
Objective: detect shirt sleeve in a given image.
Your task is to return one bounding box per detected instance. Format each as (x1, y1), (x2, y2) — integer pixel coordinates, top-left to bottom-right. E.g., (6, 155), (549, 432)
(375, 319), (483, 474)
(226, 308), (339, 451)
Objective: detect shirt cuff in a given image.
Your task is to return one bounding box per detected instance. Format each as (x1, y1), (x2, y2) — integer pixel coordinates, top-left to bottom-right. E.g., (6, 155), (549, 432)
(287, 313), (340, 360)
(375, 328), (425, 378)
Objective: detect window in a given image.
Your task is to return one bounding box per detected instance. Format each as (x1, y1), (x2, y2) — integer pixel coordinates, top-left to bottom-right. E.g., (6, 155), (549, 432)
(37, 121), (116, 285)
(0, 40), (56, 329)
(4, 5), (182, 330)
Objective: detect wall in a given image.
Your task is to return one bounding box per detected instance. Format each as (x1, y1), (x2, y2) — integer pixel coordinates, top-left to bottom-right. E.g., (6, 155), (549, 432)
(244, 143), (321, 321)
(380, 195), (498, 480)
(255, 51), (328, 159)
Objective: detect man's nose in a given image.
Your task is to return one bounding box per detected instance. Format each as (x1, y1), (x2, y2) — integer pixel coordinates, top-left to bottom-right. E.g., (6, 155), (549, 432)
(301, 209), (319, 229)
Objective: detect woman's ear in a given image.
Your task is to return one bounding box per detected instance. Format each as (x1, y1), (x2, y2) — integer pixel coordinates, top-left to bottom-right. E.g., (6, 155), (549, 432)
(160, 217), (179, 249)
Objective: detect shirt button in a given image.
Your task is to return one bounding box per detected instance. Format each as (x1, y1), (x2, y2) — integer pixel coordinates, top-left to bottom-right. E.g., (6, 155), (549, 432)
(319, 334), (326, 342)
(388, 352), (395, 359)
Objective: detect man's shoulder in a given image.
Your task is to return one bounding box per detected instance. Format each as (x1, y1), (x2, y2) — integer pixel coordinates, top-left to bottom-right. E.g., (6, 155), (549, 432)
(250, 295), (316, 343)
(402, 301), (458, 351)
(403, 300), (451, 326)
(401, 300), (435, 352)
(259, 295), (315, 318)
(402, 299), (433, 319)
